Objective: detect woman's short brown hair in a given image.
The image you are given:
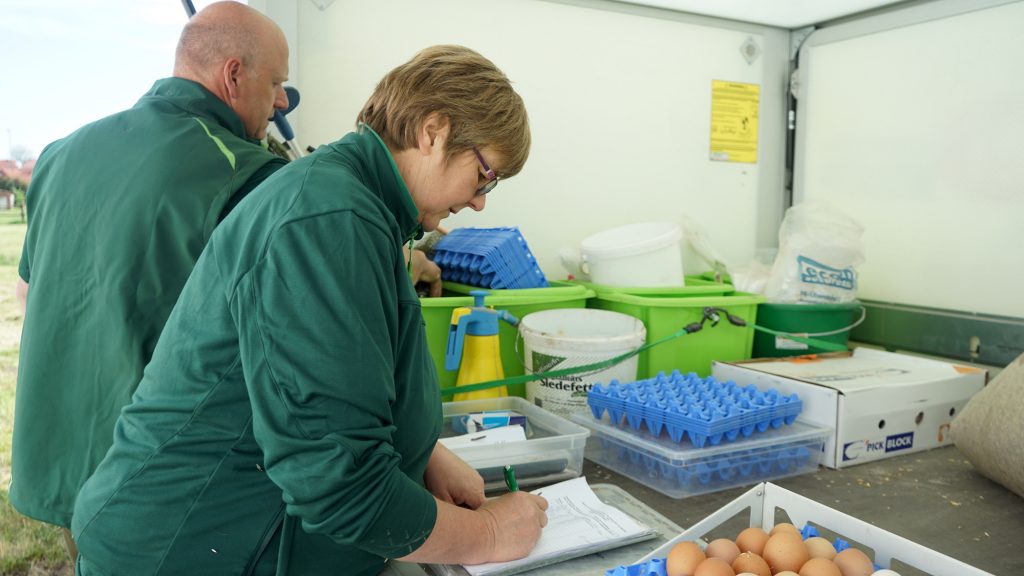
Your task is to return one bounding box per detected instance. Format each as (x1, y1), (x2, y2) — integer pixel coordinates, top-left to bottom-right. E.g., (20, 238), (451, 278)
(357, 45), (530, 178)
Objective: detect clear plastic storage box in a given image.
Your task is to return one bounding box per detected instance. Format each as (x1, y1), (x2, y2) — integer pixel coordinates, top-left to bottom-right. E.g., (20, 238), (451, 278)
(441, 396), (589, 491)
(571, 412), (829, 499)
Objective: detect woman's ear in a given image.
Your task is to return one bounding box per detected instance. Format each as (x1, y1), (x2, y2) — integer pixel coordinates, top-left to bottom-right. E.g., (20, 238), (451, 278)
(416, 112), (451, 156)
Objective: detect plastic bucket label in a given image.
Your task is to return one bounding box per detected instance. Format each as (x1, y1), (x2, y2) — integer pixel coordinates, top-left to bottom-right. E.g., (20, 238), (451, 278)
(775, 333), (810, 351)
(520, 309), (645, 419)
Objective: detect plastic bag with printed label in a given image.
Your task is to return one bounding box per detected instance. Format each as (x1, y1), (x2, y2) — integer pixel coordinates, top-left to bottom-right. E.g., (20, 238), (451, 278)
(763, 200), (864, 304)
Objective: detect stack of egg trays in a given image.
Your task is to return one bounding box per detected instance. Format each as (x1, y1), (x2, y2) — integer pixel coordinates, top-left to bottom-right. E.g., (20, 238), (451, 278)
(433, 226), (548, 289)
(587, 371), (802, 448)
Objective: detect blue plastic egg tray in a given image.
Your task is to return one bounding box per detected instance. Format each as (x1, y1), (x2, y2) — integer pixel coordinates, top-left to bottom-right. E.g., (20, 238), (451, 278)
(605, 557), (666, 576)
(433, 227), (548, 289)
(587, 371), (802, 448)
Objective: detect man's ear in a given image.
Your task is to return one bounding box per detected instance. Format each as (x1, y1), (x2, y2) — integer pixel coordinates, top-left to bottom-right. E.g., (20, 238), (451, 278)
(416, 112), (450, 156)
(222, 58), (244, 100)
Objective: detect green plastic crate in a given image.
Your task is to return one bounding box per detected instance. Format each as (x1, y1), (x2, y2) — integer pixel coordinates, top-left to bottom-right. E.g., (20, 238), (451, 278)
(420, 281), (595, 398)
(587, 290), (765, 379)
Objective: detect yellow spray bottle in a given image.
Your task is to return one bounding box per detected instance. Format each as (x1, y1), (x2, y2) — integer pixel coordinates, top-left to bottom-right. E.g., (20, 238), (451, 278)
(445, 290), (519, 401)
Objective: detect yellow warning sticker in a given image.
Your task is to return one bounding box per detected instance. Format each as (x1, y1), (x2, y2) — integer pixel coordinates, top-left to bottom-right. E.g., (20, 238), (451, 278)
(710, 80), (760, 163)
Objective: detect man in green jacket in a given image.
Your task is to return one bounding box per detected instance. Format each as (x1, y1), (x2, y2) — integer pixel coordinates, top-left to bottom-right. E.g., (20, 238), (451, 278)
(72, 45), (548, 576)
(11, 1), (290, 556)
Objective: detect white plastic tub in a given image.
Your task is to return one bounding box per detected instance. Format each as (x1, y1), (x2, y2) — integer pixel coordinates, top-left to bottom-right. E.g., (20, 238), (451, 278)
(520, 309), (645, 419)
(579, 222), (685, 287)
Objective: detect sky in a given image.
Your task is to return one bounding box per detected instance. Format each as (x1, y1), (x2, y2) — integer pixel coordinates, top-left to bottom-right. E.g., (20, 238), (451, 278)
(0, 0), (224, 162)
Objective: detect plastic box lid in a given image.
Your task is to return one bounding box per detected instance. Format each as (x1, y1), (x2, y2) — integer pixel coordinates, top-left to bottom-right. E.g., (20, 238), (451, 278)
(571, 412), (828, 466)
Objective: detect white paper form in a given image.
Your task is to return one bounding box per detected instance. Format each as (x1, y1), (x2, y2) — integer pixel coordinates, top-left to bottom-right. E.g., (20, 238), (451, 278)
(461, 477), (655, 576)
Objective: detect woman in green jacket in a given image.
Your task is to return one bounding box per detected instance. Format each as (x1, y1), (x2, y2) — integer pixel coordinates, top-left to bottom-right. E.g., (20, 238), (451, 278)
(72, 45), (547, 576)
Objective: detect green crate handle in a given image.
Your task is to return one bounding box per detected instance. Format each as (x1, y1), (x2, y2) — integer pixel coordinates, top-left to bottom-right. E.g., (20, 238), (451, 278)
(439, 306), (850, 398)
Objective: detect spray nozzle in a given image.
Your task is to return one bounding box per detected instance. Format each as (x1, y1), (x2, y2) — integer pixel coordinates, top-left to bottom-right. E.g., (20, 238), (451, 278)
(444, 290), (519, 371)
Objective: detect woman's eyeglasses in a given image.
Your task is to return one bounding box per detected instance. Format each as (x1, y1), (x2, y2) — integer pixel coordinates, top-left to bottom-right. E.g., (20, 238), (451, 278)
(473, 147), (499, 196)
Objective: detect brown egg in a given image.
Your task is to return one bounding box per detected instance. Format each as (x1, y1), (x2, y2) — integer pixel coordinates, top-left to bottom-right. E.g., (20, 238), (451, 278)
(735, 527), (770, 555)
(799, 557), (843, 576)
(770, 522), (802, 536)
(735, 573), (759, 576)
(730, 552), (771, 576)
(805, 537), (837, 560)
(762, 532), (809, 574)
(775, 572), (800, 576)
(693, 557), (736, 576)
(666, 540), (706, 576)
(833, 548), (874, 576)
(705, 538), (741, 564)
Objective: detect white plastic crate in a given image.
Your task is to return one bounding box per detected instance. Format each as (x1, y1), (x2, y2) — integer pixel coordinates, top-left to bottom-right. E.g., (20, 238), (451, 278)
(636, 482), (992, 576)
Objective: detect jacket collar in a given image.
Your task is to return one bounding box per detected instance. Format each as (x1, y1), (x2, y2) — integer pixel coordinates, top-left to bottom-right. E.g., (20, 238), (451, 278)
(144, 77), (254, 144)
(331, 126), (422, 241)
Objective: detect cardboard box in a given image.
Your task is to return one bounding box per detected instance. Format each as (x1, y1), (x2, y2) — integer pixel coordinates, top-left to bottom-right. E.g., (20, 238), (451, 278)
(712, 348), (987, 468)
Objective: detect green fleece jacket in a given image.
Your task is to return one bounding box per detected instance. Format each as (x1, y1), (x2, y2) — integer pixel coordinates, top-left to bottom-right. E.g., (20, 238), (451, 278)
(12, 77), (285, 528)
(72, 127), (442, 576)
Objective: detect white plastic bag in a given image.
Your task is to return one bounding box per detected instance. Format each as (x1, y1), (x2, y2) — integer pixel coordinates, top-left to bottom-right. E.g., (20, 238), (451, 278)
(764, 200), (864, 304)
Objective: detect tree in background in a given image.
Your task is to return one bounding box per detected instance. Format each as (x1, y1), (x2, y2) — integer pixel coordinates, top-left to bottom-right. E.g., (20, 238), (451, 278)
(0, 175), (27, 222)
(9, 145), (35, 169)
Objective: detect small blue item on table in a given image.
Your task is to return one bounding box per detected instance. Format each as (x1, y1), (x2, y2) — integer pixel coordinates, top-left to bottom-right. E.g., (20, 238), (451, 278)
(452, 410), (528, 434)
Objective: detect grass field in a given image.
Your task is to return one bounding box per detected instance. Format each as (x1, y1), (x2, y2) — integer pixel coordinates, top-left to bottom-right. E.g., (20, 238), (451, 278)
(0, 210), (71, 576)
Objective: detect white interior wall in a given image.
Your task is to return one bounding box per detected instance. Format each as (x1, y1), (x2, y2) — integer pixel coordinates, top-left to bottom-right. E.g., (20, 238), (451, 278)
(288, 0), (790, 279)
(795, 0), (1024, 318)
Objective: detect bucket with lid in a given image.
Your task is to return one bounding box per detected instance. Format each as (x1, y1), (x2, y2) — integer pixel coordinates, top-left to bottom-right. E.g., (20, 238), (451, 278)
(575, 222), (685, 287)
(520, 309), (646, 418)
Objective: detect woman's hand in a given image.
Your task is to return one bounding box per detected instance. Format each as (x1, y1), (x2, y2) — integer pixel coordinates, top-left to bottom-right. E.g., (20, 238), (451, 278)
(405, 247), (443, 297)
(424, 443), (486, 509)
(398, 491), (548, 565)
(475, 492), (549, 562)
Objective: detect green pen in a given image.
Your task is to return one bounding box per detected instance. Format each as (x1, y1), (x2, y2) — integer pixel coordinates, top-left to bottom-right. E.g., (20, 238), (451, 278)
(503, 464), (519, 492)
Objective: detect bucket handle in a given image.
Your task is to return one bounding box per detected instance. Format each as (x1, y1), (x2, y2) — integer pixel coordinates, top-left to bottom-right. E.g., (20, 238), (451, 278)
(770, 305), (867, 338)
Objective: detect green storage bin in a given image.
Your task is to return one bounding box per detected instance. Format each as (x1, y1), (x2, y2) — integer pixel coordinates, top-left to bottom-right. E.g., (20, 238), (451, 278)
(421, 281), (595, 398)
(587, 290), (765, 379)
(752, 301), (865, 357)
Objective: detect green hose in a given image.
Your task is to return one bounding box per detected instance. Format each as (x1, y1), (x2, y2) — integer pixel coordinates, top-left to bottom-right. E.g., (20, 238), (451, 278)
(439, 306), (849, 398)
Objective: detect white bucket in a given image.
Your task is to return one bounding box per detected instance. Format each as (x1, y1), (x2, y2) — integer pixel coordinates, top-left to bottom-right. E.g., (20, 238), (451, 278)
(579, 222), (684, 287)
(520, 309), (646, 419)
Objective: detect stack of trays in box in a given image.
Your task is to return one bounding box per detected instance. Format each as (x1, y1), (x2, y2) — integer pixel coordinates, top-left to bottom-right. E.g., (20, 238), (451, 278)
(572, 371), (828, 498)
(433, 227), (548, 289)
